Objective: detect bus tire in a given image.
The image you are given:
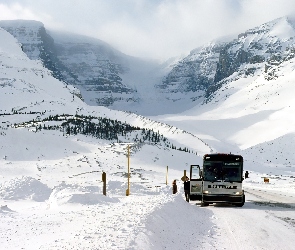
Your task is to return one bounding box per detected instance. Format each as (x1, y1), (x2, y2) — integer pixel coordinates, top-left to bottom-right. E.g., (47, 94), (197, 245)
(235, 195), (245, 207)
(201, 201), (209, 207)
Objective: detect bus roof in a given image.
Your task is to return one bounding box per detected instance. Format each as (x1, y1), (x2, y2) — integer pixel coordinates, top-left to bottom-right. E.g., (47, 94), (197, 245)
(203, 153), (243, 162)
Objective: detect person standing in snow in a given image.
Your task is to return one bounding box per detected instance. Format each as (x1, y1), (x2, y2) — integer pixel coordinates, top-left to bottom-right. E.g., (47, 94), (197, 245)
(245, 171), (249, 179)
(172, 180), (177, 194)
(184, 176), (190, 202)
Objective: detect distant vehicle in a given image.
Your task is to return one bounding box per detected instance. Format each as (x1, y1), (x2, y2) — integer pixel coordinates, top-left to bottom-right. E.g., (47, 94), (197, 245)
(190, 153), (245, 207)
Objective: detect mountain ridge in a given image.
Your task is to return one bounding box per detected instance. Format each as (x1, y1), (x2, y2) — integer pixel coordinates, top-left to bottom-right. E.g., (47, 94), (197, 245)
(0, 27), (211, 163)
(2, 16), (295, 172)
(0, 20), (158, 110)
(2, 16), (295, 116)
(159, 16), (295, 105)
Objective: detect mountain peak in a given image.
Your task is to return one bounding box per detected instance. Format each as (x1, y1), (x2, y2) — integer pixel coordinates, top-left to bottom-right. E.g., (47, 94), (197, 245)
(238, 16), (295, 40)
(0, 19), (48, 60)
(0, 19), (44, 29)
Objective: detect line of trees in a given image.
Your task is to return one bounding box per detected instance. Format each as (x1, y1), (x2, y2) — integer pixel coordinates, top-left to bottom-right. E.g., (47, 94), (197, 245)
(36, 114), (164, 144)
(14, 114), (197, 154)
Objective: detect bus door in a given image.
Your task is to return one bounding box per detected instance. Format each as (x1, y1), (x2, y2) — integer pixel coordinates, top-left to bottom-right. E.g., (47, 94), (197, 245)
(190, 165), (202, 201)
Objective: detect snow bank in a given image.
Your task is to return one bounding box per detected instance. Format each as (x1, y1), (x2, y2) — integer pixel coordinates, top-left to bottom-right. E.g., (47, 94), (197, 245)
(48, 182), (120, 207)
(0, 205), (14, 213)
(131, 193), (215, 249)
(0, 176), (51, 201)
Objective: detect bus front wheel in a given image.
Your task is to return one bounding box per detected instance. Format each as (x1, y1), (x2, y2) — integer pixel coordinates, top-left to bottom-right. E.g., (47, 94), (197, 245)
(235, 195), (245, 207)
(201, 201), (209, 207)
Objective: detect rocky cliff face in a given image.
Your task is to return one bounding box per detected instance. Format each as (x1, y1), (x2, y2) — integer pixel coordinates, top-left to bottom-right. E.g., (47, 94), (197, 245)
(0, 20), (136, 106)
(214, 17), (295, 82)
(159, 16), (295, 103)
(0, 20), (45, 60)
(157, 42), (224, 103)
(48, 31), (137, 106)
(2, 17), (295, 115)
(0, 20), (65, 82)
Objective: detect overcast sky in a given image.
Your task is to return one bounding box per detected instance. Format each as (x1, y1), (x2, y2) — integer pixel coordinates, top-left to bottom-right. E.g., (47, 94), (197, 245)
(0, 0), (295, 61)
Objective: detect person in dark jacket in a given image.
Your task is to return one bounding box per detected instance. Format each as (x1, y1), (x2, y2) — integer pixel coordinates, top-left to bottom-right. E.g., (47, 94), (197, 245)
(184, 176), (190, 202)
(245, 171), (249, 178)
(172, 180), (177, 194)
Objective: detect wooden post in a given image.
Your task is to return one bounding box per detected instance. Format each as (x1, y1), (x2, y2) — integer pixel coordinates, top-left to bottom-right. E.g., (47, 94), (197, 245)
(166, 166), (168, 185)
(126, 145), (130, 196)
(102, 172), (106, 196)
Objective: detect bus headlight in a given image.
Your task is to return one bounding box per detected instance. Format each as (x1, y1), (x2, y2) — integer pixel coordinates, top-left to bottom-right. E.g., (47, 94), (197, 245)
(203, 190), (210, 194)
(233, 191), (242, 195)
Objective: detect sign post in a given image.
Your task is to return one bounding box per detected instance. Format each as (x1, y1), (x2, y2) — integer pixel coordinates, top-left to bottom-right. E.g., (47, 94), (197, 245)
(102, 171), (106, 196)
(126, 145), (130, 196)
(166, 166), (168, 185)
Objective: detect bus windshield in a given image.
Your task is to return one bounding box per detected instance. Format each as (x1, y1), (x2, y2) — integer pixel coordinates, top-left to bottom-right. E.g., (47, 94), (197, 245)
(203, 161), (242, 182)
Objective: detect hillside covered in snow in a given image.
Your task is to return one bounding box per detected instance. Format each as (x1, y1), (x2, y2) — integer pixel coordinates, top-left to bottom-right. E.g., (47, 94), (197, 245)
(0, 19), (166, 114)
(0, 15), (295, 249)
(2, 17), (295, 119)
(0, 25), (215, 249)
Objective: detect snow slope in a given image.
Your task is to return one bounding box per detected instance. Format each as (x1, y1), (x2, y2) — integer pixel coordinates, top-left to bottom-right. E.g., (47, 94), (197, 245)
(0, 126), (294, 249)
(1, 21), (295, 250)
(153, 54), (295, 176)
(152, 17), (295, 177)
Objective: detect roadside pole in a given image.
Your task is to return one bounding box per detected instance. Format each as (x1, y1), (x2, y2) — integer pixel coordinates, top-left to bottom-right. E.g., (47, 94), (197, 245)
(126, 145), (130, 196)
(102, 172), (106, 196)
(166, 166), (168, 185)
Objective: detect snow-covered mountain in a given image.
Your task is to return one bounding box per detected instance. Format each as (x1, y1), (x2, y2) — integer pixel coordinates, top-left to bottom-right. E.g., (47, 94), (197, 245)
(48, 30), (135, 106)
(0, 20), (67, 82)
(0, 20), (164, 113)
(2, 17), (295, 118)
(1, 17), (295, 250)
(0, 25), (82, 115)
(2, 16), (295, 167)
(153, 16), (295, 175)
(0, 25), (210, 160)
(159, 16), (295, 105)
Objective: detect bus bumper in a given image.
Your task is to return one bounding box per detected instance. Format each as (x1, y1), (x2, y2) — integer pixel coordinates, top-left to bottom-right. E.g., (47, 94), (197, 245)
(203, 194), (244, 204)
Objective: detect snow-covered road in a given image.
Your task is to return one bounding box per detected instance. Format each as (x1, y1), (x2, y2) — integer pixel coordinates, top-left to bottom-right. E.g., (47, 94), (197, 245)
(1, 176), (295, 250)
(199, 186), (295, 250)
